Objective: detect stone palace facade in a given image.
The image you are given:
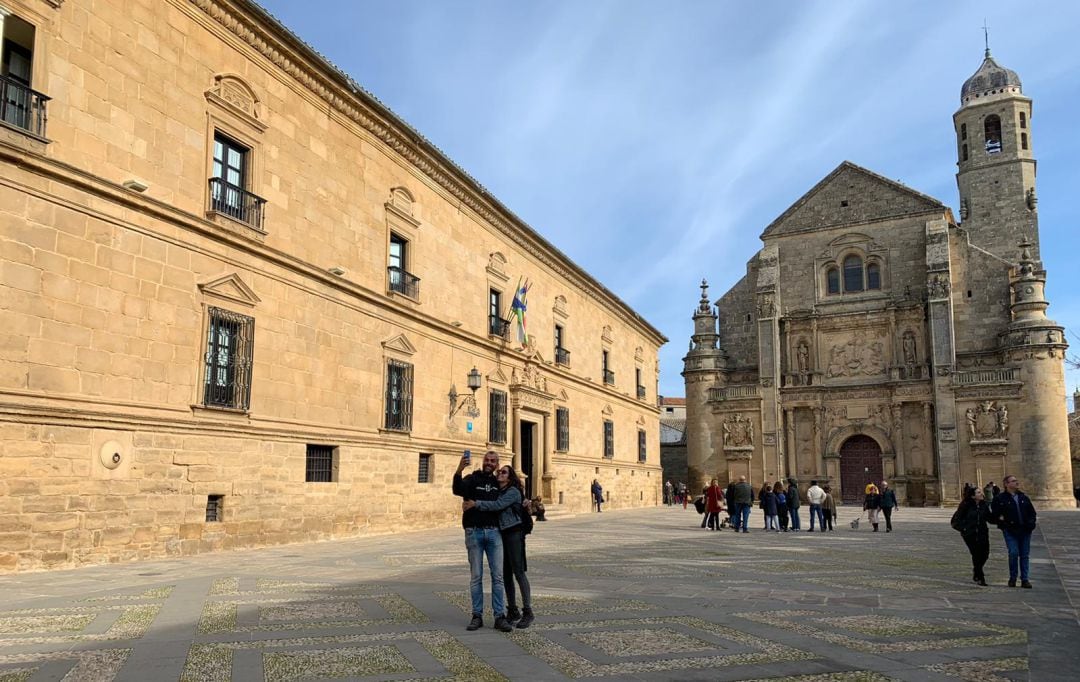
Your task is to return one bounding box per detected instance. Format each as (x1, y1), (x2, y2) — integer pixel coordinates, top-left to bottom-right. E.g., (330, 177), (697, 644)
(0, 0), (665, 572)
(683, 49), (1072, 508)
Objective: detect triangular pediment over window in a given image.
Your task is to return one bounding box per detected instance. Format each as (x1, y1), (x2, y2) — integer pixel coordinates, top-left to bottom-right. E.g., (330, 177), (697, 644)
(381, 333), (417, 356)
(602, 404), (614, 416)
(760, 161), (947, 239)
(487, 368), (508, 385)
(198, 273), (261, 307)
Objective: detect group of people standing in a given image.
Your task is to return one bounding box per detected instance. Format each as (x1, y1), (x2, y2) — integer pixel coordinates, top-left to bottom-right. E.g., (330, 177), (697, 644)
(861, 481), (899, 532)
(453, 450), (535, 632)
(698, 477), (844, 532)
(953, 474), (1038, 588)
(664, 480), (689, 506)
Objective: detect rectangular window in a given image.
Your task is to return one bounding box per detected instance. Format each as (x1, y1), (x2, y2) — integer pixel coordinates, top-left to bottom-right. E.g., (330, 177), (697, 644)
(556, 407), (570, 452)
(554, 325), (569, 366)
(305, 444), (337, 482)
(489, 288), (506, 337)
(602, 350), (614, 385)
(384, 359), (413, 431)
(636, 368), (646, 399)
(418, 453), (433, 483)
(203, 307), (255, 411)
(387, 233), (419, 298)
(1, 14), (48, 138)
(638, 429), (647, 463)
(603, 420), (614, 458)
(205, 495), (223, 522)
(488, 390), (507, 444)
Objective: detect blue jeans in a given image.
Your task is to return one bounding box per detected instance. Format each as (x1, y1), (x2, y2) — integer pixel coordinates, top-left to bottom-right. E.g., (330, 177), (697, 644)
(466, 528), (505, 617)
(738, 503), (752, 531)
(789, 508), (801, 530)
(808, 504), (824, 530)
(1001, 529), (1032, 582)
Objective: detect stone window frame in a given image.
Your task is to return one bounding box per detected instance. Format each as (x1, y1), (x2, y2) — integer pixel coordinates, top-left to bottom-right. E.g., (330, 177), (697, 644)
(380, 333), (417, 435)
(192, 273), (261, 418)
(203, 73), (268, 241)
(0, 3), (51, 148)
(385, 186), (422, 305)
(817, 237), (888, 302)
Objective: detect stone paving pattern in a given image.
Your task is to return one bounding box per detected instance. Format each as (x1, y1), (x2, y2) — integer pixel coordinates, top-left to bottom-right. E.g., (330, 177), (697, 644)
(0, 506), (1077, 681)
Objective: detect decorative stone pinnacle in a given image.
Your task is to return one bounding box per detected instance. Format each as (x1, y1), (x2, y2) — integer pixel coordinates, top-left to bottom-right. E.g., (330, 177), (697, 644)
(1017, 240), (1035, 278)
(698, 279), (711, 313)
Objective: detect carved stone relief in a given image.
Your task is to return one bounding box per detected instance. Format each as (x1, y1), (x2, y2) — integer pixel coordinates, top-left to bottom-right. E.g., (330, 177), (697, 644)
(965, 401), (1008, 442)
(756, 293), (775, 318)
(722, 413), (755, 448)
(927, 273), (951, 299)
(825, 336), (886, 378)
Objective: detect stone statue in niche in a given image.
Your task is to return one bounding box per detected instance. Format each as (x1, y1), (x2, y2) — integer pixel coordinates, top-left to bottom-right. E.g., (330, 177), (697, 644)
(722, 413), (755, 448)
(797, 341), (810, 373)
(965, 401), (1009, 441)
(902, 332), (917, 366)
(756, 294), (775, 318)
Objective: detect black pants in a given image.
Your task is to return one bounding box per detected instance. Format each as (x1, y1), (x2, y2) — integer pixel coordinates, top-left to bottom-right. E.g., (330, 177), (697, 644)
(882, 507), (893, 531)
(822, 510), (834, 531)
(502, 527), (531, 610)
(962, 533), (989, 580)
(778, 508), (789, 530)
(703, 511), (719, 529)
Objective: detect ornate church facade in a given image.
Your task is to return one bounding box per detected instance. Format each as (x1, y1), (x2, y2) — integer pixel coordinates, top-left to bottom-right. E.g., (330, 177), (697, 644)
(683, 50), (1073, 508)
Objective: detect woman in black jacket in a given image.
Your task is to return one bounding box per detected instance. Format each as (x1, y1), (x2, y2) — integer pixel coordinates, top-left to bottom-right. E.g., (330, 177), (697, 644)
(952, 486), (991, 586)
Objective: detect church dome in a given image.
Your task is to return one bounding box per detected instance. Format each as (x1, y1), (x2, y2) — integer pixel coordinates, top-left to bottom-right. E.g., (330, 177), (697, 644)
(961, 51), (1022, 104)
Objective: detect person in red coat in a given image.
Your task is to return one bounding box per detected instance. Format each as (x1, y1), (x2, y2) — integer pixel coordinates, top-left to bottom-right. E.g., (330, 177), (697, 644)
(703, 479), (725, 531)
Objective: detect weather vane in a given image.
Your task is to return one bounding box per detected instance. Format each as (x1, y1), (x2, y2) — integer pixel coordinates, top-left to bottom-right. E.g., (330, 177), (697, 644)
(982, 19), (991, 57)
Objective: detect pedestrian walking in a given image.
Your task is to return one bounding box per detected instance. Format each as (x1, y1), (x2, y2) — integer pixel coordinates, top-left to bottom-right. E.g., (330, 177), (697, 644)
(725, 480), (737, 526)
(806, 480), (826, 532)
(704, 479), (724, 530)
(732, 475), (753, 533)
(879, 481), (898, 532)
(463, 465), (535, 628)
(760, 483), (779, 531)
(821, 485), (836, 531)
(990, 474), (1037, 588)
(591, 479), (603, 512)
(951, 485), (990, 586)
(774, 481), (789, 531)
(453, 450), (511, 632)
(786, 478), (802, 531)
(863, 483), (882, 532)
(664, 480), (674, 505)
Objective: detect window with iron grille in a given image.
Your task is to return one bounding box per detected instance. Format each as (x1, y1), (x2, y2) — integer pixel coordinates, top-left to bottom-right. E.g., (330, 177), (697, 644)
(603, 420), (614, 458)
(203, 307), (255, 410)
(638, 429), (647, 463)
(489, 390), (507, 444)
(556, 407), (570, 452)
(305, 444), (336, 482)
(418, 453), (433, 483)
(384, 359), (413, 431)
(205, 495), (223, 522)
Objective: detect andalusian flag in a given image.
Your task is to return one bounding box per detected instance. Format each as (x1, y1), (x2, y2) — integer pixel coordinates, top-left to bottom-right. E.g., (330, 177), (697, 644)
(510, 277), (531, 346)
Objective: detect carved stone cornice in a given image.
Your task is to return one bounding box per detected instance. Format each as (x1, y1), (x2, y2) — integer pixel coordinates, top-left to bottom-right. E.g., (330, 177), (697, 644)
(188, 0), (666, 345)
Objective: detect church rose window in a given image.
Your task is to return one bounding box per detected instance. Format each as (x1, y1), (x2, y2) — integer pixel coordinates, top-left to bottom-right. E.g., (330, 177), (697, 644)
(866, 262), (881, 290)
(826, 267), (840, 295)
(842, 255), (864, 292)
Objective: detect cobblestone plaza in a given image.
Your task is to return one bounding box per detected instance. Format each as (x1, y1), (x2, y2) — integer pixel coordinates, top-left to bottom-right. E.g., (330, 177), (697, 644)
(0, 506), (1076, 681)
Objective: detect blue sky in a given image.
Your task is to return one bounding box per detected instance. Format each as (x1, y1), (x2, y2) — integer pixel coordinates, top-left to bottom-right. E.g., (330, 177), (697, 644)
(257, 0), (1080, 400)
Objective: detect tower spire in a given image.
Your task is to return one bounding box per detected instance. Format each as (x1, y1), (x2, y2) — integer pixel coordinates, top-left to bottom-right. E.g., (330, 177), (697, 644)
(982, 19), (991, 58)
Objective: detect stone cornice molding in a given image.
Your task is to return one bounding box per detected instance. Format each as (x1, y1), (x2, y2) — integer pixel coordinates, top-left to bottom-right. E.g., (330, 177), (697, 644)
(189, 0), (666, 346)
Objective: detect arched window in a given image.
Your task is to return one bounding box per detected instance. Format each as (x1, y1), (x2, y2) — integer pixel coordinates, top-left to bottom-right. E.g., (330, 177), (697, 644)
(1019, 112), (1026, 129)
(1021, 132), (1028, 150)
(984, 115), (1002, 154)
(960, 123), (967, 140)
(843, 255), (864, 292)
(826, 267), (840, 295)
(866, 262), (881, 290)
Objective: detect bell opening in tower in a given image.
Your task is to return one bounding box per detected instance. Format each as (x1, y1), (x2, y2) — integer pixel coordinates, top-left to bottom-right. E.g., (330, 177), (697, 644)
(984, 115), (1002, 154)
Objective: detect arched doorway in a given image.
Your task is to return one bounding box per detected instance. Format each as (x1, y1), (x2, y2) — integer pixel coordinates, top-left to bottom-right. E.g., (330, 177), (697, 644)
(839, 435), (883, 504)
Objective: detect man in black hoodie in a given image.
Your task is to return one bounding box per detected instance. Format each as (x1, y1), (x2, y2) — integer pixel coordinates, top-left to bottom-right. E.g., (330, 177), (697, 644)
(990, 474), (1038, 588)
(453, 450), (512, 631)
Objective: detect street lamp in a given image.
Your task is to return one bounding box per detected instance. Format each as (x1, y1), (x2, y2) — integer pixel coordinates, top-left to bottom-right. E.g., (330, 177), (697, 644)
(449, 367), (483, 419)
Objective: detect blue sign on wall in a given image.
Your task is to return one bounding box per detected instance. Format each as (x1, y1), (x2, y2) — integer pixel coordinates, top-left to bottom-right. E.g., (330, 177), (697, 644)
(466, 422), (473, 433)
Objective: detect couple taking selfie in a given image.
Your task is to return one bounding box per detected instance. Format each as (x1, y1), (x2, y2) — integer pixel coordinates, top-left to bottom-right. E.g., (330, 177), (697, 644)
(452, 449), (535, 632)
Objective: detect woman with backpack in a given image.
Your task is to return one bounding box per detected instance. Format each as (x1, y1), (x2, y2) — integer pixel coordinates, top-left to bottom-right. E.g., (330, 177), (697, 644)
(464, 465), (535, 628)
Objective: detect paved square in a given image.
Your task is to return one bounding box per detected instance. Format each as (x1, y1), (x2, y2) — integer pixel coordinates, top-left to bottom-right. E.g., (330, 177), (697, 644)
(0, 506), (1077, 681)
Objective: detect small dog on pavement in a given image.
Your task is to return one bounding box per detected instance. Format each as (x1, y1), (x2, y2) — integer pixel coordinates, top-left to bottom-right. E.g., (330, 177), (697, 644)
(849, 517), (860, 530)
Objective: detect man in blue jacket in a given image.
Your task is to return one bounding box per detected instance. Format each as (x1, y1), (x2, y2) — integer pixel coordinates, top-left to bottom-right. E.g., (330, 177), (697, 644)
(990, 474), (1038, 588)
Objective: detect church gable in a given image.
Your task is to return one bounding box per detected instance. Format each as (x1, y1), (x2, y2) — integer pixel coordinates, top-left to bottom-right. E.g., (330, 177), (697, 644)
(761, 161), (946, 238)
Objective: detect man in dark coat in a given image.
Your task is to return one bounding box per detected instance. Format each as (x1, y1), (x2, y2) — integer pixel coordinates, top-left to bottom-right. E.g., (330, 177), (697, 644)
(786, 478), (801, 532)
(990, 474), (1038, 588)
(732, 475), (754, 534)
(879, 481), (899, 532)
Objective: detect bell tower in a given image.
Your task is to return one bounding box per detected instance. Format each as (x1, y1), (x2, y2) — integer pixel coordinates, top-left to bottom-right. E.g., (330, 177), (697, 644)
(953, 43), (1038, 260)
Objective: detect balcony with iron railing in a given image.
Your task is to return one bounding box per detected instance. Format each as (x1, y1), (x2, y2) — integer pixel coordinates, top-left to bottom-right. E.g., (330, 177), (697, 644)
(208, 177), (266, 231)
(555, 347), (571, 367)
(603, 369), (615, 386)
(387, 266), (420, 299)
(489, 315), (510, 339)
(0, 75), (49, 140)
(637, 385), (647, 400)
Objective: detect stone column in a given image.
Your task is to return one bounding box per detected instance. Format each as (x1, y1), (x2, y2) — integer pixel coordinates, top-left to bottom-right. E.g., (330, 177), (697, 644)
(512, 405), (522, 473)
(891, 403), (906, 474)
(925, 218), (958, 505)
(784, 408), (796, 479)
(813, 406), (824, 476)
(540, 412), (554, 499)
